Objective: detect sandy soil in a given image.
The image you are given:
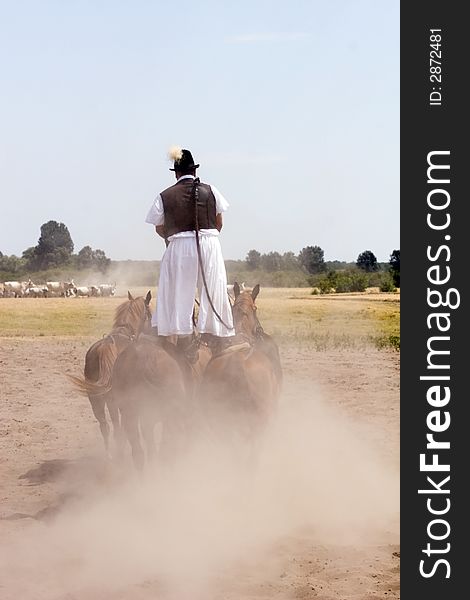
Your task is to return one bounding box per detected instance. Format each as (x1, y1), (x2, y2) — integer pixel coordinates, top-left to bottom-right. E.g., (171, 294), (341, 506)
(0, 337), (399, 599)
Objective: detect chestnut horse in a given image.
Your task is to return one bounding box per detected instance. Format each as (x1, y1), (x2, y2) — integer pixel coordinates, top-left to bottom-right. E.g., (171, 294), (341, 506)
(110, 334), (205, 471)
(199, 283), (282, 458)
(69, 291), (152, 456)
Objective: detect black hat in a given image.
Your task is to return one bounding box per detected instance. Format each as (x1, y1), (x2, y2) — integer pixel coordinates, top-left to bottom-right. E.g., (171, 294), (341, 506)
(169, 148), (200, 172)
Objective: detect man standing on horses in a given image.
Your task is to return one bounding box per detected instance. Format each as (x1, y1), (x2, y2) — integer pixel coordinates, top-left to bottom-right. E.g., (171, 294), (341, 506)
(145, 147), (235, 359)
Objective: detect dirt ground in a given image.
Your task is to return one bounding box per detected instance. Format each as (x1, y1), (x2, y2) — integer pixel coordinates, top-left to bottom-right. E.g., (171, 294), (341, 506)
(0, 337), (399, 600)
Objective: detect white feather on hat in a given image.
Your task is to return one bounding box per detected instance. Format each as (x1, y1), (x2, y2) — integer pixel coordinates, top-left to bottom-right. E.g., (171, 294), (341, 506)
(168, 146), (183, 162)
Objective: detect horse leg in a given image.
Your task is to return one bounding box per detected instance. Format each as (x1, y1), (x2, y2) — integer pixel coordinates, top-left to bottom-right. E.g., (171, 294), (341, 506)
(248, 430), (263, 472)
(106, 394), (126, 458)
(159, 419), (179, 463)
(140, 415), (158, 464)
(121, 408), (145, 471)
(89, 395), (111, 457)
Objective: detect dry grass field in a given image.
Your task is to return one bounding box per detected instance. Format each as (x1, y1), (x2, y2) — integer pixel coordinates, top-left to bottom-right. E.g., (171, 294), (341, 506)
(0, 287), (400, 600)
(0, 287), (400, 348)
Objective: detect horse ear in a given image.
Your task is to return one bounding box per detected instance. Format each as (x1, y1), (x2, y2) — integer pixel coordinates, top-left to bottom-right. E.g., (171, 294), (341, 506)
(128, 291), (134, 301)
(251, 284), (260, 302)
(233, 282), (240, 298)
(145, 290), (152, 305)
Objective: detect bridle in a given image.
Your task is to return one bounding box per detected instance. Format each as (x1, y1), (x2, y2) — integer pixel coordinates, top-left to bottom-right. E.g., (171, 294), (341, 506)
(142, 302), (153, 332)
(231, 295), (265, 343)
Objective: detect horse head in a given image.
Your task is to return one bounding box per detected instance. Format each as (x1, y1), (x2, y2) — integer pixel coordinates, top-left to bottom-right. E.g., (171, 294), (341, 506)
(115, 291), (152, 337)
(231, 282), (263, 340)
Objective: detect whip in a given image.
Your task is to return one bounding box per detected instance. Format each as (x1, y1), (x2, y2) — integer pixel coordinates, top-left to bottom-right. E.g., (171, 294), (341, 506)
(192, 178), (234, 331)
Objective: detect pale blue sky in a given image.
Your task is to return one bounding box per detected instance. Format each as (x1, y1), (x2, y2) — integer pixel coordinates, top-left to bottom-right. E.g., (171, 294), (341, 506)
(0, 0), (399, 262)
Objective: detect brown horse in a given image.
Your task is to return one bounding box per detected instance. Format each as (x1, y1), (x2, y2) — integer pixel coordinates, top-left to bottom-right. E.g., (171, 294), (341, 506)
(110, 334), (200, 471)
(199, 282), (282, 458)
(69, 291), (152, 456)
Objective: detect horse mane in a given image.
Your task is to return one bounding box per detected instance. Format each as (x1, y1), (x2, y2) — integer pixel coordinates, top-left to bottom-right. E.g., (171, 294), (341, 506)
(113, 297), (147, 333)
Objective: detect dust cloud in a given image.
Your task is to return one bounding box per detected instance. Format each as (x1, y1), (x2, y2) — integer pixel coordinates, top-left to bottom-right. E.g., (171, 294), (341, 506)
(0, 383), (398, 600)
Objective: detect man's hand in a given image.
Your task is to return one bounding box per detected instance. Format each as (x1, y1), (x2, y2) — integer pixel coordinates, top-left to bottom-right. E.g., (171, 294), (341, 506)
(216, 213), (223, 231)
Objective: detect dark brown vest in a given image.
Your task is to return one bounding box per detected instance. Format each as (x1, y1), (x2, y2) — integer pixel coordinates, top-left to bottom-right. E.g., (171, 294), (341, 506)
(160, 179), (217, 237)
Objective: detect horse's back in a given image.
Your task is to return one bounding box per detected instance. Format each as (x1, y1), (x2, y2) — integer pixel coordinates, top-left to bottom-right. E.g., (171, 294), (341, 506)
(112, 336), (192, 466)
(84, 331), (133, 381)
(112, 336), (186, 409)
(201, 345), (279, 434)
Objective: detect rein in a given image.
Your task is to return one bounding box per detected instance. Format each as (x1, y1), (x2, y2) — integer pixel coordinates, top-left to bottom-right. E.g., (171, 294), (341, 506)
(104, 325), (135, 343)
(192, 178), (234, 331)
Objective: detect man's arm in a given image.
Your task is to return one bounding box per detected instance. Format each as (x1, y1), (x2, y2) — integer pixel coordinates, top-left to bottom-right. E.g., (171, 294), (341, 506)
(155, 225), (166, 239)
(145, 194), (166, 241)
(210, 185), (229, 231)
(155, 225), (169, 247)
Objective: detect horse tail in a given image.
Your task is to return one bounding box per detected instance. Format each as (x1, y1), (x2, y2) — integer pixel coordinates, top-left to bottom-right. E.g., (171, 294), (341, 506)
(68, 336), (120, 397)
(67, 374), (112, 397)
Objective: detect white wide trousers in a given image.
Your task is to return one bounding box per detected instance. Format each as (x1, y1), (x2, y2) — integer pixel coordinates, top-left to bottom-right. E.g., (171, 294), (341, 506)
(154, 234), (235, 337)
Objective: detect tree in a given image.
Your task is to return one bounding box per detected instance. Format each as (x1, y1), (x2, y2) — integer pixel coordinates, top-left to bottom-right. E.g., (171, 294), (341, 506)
(93, 249), (111, 273)
(76, 245), (111, 273)
(245, 249), (261, 270)
(389, 249), (400, 287)
(298, 245), (326, 274)
(76, 245), (95, 269)
(281, 251), (300, 271)
(260, 251), (282, 272)
(34, 221), (74, 269)
(0, 253), (24, 274)
(356, 250), (378, 272)
(21, 246), (38, 270)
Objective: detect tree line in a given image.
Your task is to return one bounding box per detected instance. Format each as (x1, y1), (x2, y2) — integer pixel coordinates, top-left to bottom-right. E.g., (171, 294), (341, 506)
(242, 246), (400, 291)
(0, 221), (111, 277)
(1, 221), (400, 292)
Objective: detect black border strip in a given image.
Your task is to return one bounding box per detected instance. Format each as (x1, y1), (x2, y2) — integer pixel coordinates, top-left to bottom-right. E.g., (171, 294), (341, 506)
(401, 2), (468, 597)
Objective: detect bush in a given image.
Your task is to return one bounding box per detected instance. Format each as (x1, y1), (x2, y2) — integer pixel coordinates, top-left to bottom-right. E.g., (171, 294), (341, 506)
(379, 273), (397, 292)
(225, 268), (311, 288)
(367, 271), (384, 287)
(318, 280), (333, 294)
(334, 272), (368, 293)
(0, 254), (26, 276)
(375, 334), (400, 351)
(318, 274), (335, 294)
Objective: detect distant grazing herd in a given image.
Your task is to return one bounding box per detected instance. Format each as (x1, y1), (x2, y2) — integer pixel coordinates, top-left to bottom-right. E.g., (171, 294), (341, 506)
(1, 281), (246, 299)
(0, 279), (117, 298)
